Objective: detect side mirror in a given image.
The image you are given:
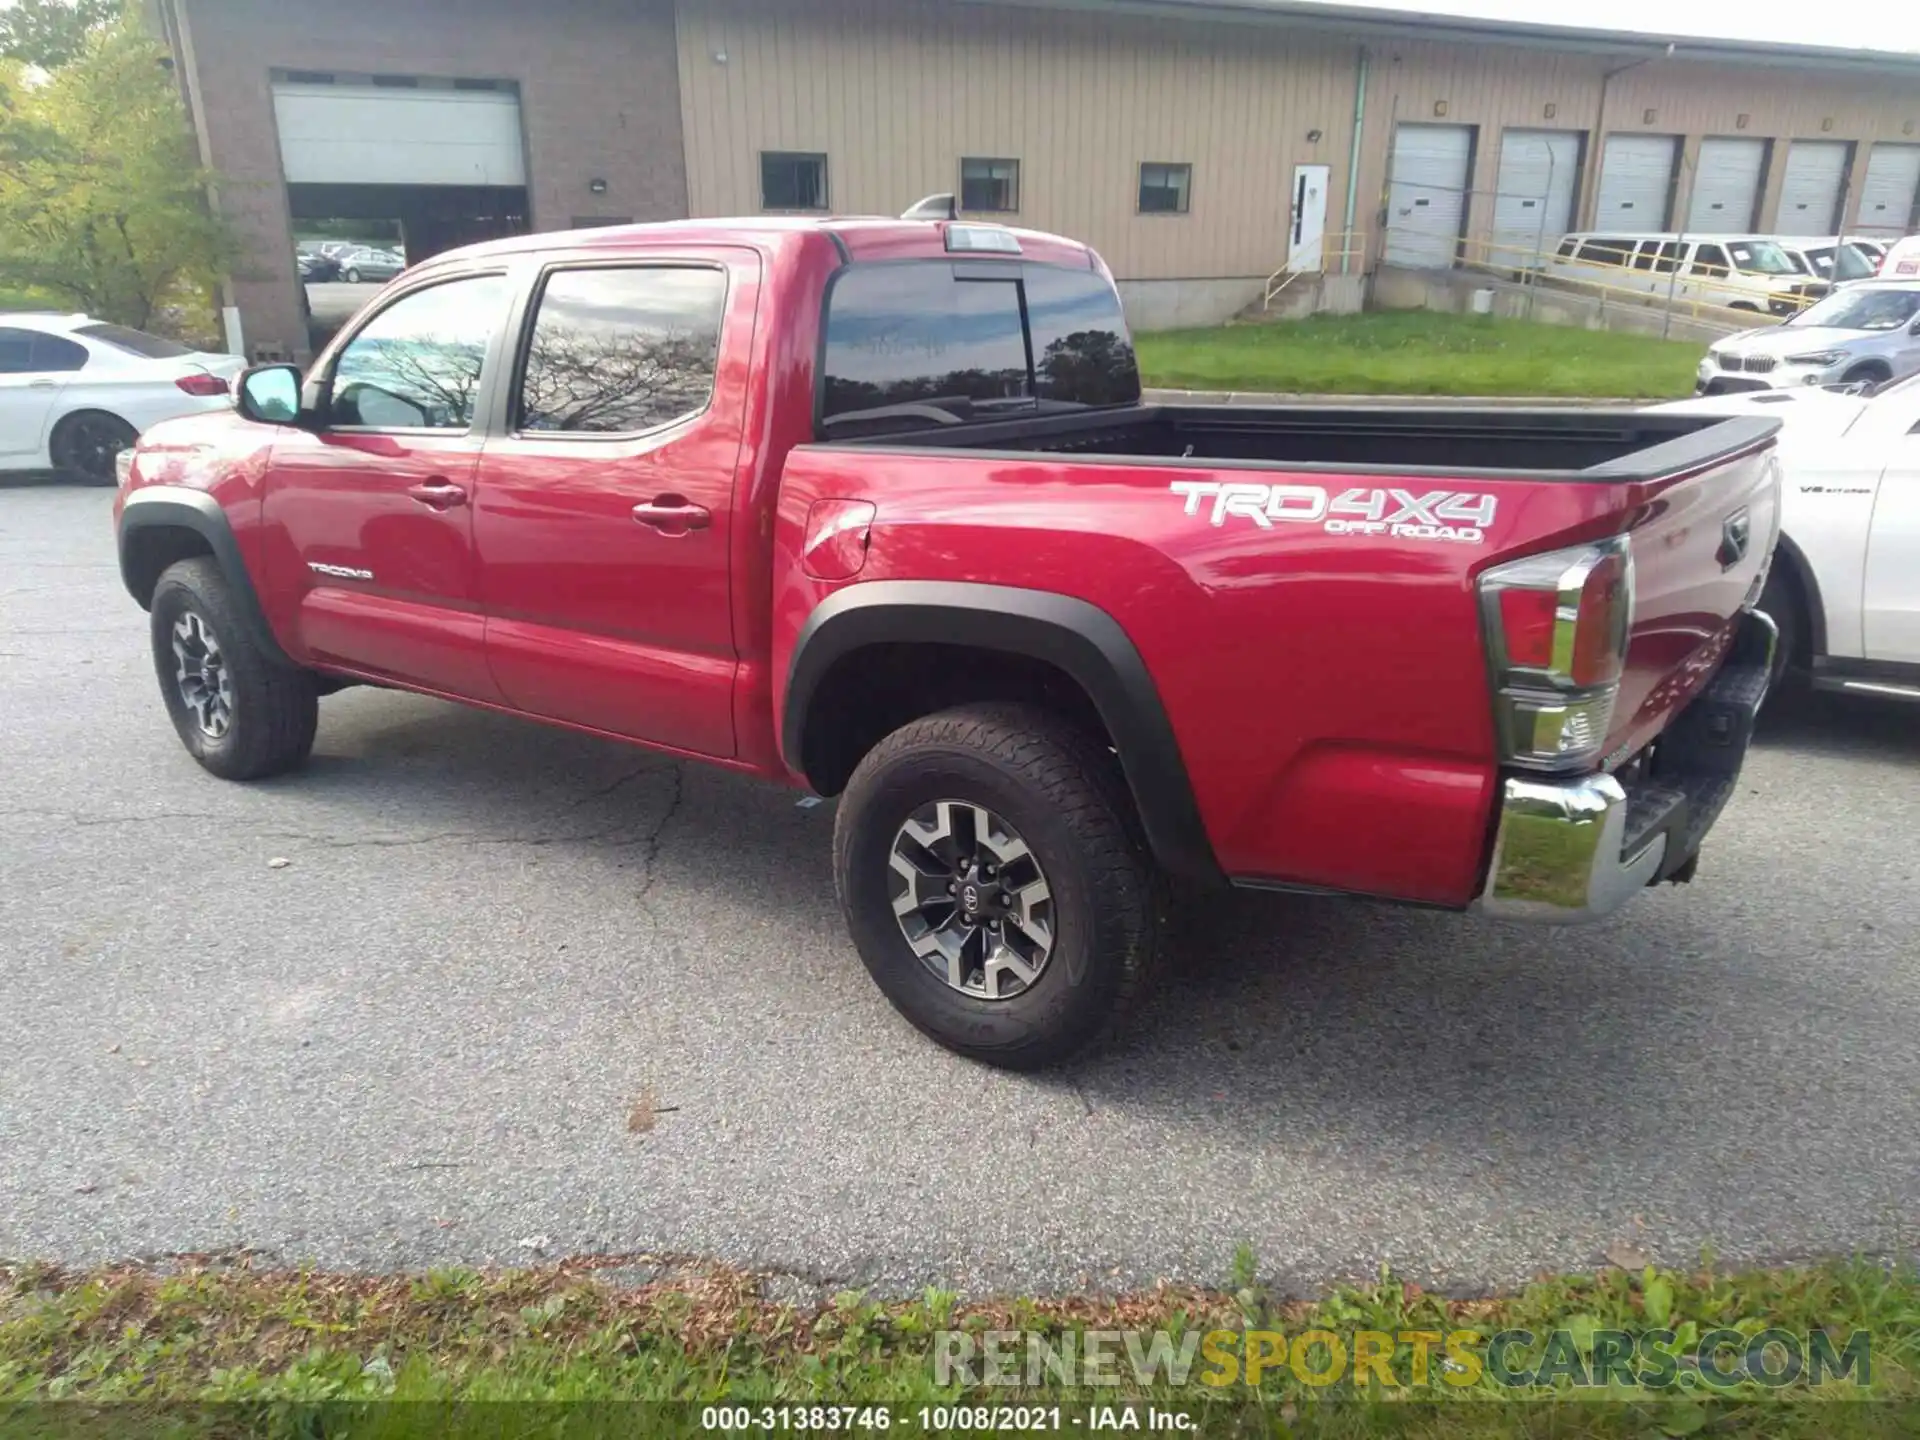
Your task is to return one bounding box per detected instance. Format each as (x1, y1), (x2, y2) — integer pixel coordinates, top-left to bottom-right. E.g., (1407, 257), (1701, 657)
(236, 364), (304, 426)
(1907, 315), (1920, 336)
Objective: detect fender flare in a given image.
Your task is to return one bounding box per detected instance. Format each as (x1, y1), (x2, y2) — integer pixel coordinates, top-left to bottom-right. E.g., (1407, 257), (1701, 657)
(117, 486), (297, 669)
(783, 581), (1223, 884)
(1771, 530), (1827, 660)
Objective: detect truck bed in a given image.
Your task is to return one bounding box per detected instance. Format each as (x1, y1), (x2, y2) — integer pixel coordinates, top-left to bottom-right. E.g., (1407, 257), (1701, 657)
(820, 403), (1777, 481)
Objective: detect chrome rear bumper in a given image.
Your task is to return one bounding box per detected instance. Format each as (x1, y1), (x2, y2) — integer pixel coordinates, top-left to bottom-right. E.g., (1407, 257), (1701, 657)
(1475, 772), (1667, 921)
(1476, 609), (1777, 923)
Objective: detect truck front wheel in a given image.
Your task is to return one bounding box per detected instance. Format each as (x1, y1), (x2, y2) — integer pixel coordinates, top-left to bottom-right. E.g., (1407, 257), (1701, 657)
(833, 703), (1163, 1070)
(149, 558), (319, 780)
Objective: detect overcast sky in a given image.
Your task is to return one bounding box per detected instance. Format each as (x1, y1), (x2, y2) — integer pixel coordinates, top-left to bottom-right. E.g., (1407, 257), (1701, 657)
(1328, 0), (1920, 54)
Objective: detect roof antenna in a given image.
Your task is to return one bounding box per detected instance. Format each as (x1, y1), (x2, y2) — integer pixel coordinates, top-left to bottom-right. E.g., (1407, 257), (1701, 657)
(902, 192), (958, 221)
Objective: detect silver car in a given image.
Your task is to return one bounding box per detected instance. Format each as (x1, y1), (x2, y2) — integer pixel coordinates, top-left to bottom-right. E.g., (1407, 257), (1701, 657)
(338, 246), (406, 284)
(1695, 281), (1920, 394)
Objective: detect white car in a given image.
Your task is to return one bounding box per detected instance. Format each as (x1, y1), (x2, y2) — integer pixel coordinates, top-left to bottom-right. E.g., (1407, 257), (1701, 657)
(1657, 376), (1920, 702)
(0, 314), (245, 483)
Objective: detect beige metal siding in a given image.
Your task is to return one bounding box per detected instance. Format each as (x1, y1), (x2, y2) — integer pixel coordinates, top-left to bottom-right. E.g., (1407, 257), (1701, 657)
(675, 0), (1358, 280)
(673, 1), (1920, 283)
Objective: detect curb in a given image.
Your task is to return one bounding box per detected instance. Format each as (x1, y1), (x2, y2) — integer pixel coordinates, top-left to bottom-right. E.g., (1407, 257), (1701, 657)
(1142, 388), (1656, 409)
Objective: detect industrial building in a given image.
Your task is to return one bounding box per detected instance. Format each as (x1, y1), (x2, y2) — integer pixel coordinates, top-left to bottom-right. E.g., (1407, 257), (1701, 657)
(149, 0), (1920, 359)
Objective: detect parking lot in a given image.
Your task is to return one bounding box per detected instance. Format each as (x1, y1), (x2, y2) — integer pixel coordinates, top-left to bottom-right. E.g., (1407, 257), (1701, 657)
(3, 480), (1917, 1299)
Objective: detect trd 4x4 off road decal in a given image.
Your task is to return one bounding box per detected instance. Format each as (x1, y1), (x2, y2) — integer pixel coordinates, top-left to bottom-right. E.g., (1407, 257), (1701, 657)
(1169, 481), (1497, 544)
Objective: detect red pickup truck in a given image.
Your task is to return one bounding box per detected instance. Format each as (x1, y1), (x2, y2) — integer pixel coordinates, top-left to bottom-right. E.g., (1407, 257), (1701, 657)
(115, 214), (1782, 1068)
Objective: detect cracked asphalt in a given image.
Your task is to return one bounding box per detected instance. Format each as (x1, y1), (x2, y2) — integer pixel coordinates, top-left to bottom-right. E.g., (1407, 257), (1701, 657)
(3, 481), (1919, 1299)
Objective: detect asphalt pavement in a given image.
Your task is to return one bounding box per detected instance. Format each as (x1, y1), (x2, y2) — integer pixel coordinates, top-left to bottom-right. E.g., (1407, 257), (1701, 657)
(3, 481), (1918, 1299)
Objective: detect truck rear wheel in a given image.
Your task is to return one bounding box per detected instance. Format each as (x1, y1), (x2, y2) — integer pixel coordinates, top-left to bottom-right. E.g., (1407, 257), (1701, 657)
(833, 703), (1163, 1070)
(149, 558), (319, 780)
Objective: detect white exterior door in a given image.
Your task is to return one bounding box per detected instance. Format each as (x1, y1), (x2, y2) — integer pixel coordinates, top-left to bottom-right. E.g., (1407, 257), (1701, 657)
(1863, 427), (1920, 664)
(1491, 129), (1580, 268)
(272, 82), (527, 187)
(1287, 164), (1330, 272)
(1856, 144), (1920, 239)
(1777, 141), (1851, 233)
(1594, 134), (1677, 231)
(1687, 137), (1767, 233)
(1385, 124), (1473, 269)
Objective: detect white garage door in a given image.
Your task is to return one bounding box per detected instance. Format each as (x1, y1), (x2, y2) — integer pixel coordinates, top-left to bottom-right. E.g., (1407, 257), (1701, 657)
(1687, 137), (1767, 233)
(1777, 141), (1851, 233)
(1492, 129), (1581, 266)
(1593, 134), (1677, 231)
(1385, 124), (1474, 269)
(272, 82), (526, 187)
(1856, 144), (1920, 238)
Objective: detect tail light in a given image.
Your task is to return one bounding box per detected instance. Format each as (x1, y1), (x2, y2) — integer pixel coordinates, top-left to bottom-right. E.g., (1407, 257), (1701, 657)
(175, 372), (230, 397)
(1479, 536), (1634, 771)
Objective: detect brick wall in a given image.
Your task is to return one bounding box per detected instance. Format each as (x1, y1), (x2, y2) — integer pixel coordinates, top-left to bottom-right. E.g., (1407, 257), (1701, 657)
(173, 0), (689, 359)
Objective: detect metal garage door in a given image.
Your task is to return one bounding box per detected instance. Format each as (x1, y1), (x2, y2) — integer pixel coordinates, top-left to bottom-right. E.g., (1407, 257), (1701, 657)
(1594, 134), (1677, 231)
(1856, 144), (1920, 237)
(1385, 124), (1474, 269)
(1492, 129), (1581, 267)
(272, 82), (526, 187)
(1777, 141), (1851, 233)
(1687, 137), (1766, 233)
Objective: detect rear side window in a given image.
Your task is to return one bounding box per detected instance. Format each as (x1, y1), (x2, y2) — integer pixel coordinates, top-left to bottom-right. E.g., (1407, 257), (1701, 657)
(517, 266), (726, 434)
(74, 323), (192, 359)
(1576, 239), (1632, 267)
(819, 261), (1139, 433)
(0, 328), (88, 373)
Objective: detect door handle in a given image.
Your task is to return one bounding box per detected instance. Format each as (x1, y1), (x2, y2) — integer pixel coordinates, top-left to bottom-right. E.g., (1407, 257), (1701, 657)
(406, 479), (467, 510)
(28, 379), (58, 389)
(631, 495), (712, 534)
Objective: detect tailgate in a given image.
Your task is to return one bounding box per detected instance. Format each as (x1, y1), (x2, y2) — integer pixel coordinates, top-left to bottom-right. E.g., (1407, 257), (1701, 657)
(1594, 434), (1780, 766)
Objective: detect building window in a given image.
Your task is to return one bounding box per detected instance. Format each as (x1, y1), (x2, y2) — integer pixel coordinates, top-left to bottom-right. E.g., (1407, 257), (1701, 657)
(960, 157), (1020, 213)
(762, 152), (828, 211)
(1138, 162), (1192, 214)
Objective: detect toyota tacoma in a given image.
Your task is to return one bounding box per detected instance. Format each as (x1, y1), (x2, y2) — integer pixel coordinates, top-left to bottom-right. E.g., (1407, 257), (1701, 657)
(115, 213), (1782, 1068)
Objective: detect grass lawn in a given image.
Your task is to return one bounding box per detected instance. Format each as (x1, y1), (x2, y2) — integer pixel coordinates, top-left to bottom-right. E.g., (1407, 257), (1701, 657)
(4, 1253), (1916, 1436)
(1134, 312), (1703, 399)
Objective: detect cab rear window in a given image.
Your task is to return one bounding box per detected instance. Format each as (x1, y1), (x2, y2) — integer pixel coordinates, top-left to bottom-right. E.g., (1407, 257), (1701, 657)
(819, 260), (1140, 435)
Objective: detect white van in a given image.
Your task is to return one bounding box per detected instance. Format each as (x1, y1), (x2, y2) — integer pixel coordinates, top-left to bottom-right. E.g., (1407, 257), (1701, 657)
(1880, 235), (1920, 280)
(1546, 233), (1823, 316)
(1776, 237), (1879, 286)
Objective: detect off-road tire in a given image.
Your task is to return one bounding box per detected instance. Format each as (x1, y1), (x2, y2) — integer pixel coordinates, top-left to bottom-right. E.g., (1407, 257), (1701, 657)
(150, 557), (319, 780)
(834, 703), (1164, 1070)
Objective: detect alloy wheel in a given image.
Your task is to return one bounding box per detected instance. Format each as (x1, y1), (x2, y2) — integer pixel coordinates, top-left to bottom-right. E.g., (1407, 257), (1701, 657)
(55, 417), (131, 482)
(171, 611), (234, 739)
(888, 800), (1055, 1000)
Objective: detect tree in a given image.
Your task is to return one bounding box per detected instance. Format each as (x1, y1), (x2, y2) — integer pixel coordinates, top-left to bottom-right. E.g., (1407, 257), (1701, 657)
(0, 0), (122, 70)
(0, 17), (233, 331)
